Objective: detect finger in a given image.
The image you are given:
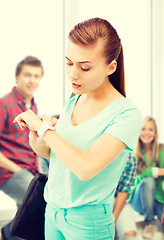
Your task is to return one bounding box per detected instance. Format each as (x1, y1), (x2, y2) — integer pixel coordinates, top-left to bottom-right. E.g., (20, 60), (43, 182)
(42, 114), (52, 124)
(51, 118), (57, 127)
(13, 116), (20, 123)
(39, 116), (43, 120)
(14, 118), (28, 130)
(17, 121), (25, 130)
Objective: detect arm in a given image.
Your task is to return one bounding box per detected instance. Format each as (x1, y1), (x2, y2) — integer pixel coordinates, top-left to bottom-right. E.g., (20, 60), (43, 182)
(113, 192), (128, 223)
(43, 129), (126, 180)
(0, 100), (22, 172)
(141, 167), (164, 178)
(158, 168), (164, 176)
(29, 130), (51, 159)
(17, 113), (57, 159)
(0, 152), (22, 173)
(14, 110), (126, 180)
(113, 153), (137, 223)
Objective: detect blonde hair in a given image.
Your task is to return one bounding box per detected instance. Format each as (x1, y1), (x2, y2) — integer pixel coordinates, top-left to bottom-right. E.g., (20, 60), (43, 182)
(136, 116), (160, 174)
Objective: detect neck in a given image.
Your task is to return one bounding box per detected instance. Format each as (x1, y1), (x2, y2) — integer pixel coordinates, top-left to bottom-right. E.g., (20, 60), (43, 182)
(25, 97), (32, 106)
(85, 80), (122, 102)
(143, 143), (152, 152)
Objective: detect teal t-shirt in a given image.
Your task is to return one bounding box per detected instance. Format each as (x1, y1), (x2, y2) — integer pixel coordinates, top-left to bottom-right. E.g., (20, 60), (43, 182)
(44, 95), (142, 208)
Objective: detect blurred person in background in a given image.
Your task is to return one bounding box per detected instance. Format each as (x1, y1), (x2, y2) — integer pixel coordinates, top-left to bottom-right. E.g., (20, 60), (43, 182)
(0, 56), (44, 240)
(113, 152), (140, 240)
(129, 116), (164, 239)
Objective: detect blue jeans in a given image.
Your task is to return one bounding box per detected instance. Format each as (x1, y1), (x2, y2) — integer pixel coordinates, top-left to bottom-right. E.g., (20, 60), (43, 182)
(45, 203), (115, 240)
(130, 177), (164, 231)
(1, 168), (34, 208)
(39, 157), (49, 174)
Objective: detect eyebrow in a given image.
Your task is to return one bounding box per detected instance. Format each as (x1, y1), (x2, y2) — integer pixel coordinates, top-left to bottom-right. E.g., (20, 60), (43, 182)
(65, 56), (92, 64)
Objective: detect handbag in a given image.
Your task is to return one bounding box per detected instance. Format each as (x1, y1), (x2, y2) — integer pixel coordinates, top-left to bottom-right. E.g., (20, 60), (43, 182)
(10, 173), (48, 240)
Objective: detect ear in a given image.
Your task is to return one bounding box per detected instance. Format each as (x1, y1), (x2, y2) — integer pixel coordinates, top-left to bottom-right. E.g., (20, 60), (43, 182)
(107, 60), (117, 76)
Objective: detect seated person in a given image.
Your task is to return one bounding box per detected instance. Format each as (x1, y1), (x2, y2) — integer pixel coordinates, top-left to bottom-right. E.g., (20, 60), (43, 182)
(129, 116), (164, 239)
(0, 56), (44, 240)
(113, 152), (139, 240)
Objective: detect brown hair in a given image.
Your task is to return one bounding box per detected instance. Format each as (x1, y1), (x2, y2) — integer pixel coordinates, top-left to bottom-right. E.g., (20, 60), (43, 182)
(135, 116), (160, 174)
(15, 56), (44, 77)
(69, 17), (126, 97)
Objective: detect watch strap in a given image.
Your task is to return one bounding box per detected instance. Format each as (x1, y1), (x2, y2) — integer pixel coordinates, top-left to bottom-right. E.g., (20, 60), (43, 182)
(37, 120), (55, 138)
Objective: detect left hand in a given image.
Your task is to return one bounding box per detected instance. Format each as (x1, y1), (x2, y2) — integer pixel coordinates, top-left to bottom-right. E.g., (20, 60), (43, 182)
(39, 114), (58, 128)
(13, 109), (42, 131)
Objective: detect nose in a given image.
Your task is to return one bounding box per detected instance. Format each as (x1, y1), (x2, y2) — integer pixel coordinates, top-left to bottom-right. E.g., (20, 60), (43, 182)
(68, 66), (79, 80)
(29, 75), (36, 83)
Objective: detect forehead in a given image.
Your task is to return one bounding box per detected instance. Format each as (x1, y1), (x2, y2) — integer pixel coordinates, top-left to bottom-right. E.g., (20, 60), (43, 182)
(143, 120), (155, 128)
(66, 40), (105, 63)
(20, 64), (43, 75)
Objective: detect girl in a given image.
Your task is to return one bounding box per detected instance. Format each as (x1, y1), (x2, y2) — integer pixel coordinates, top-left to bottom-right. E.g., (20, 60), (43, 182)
(129, 116), (164, 238)
(14, 18), (141, 240)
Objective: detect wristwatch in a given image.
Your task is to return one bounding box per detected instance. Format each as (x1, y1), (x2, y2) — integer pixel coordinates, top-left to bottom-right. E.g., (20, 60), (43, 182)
(37, 120), (55, 138)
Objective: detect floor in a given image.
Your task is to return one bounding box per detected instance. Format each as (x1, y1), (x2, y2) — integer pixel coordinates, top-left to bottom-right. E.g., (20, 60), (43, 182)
(136, 220), (164, 240)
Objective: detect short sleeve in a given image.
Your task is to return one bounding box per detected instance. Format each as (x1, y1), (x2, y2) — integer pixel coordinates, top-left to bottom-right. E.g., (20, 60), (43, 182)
(104, 108), (142, 150)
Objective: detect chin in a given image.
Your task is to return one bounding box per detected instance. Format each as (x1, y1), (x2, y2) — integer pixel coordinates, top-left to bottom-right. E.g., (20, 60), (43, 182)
(142, 139), (154, 144)
(72, 88), (83, 95)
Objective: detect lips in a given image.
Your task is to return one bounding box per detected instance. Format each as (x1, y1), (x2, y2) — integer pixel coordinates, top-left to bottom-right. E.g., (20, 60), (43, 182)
(27, 86), (36, 90)
(72, 83), (81, 88)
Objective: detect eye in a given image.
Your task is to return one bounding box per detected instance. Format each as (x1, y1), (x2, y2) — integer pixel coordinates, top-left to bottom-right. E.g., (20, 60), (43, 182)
(81, 67), (90, 72)
(34, 74), (40, 79)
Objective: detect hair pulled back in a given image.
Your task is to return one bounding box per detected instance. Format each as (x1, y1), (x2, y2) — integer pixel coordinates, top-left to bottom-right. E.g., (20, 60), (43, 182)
(69, 17), (126, 97)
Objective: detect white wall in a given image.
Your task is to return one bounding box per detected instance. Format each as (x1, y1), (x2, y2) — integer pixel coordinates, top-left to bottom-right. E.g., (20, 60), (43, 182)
(152, 0), (164, 142)
(0, 0), (64, 116)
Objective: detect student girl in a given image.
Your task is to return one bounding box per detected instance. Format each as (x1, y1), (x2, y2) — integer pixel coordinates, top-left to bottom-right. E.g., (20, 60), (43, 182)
(129, 116), (164, 238)
(14, 17), (141, 240)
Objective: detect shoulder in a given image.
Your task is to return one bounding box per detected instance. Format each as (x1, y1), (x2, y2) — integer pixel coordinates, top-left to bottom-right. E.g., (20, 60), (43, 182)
(0, 91), (13, 106)
(121, 98), (142, 118)
(110, 98), (142, 132)
(111, 98), (142, 122)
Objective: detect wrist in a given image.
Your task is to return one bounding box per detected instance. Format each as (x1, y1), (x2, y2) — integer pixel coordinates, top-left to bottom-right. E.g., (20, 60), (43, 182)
(37, 120), (55, 138)
(152, 167), (159, 178)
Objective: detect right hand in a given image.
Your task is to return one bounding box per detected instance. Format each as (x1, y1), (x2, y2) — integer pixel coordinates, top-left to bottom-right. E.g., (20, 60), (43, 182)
(13, 109), (42, 131)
